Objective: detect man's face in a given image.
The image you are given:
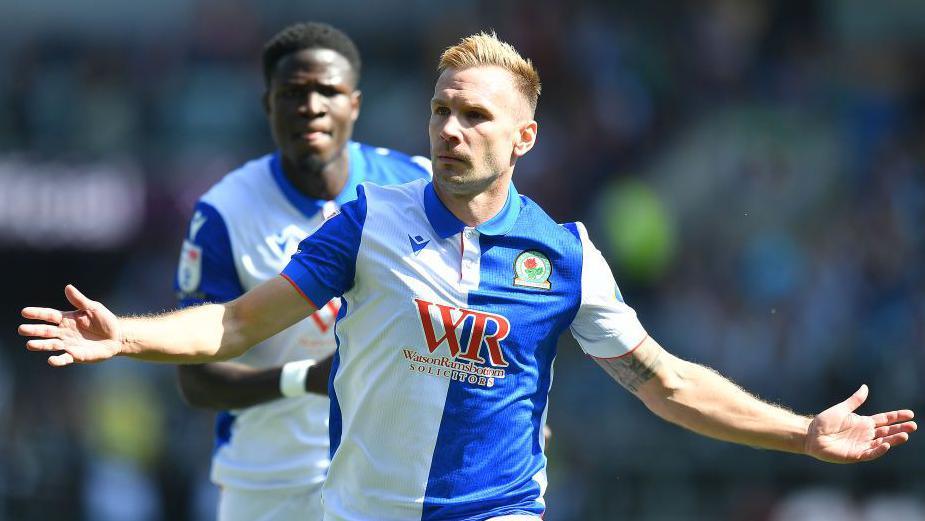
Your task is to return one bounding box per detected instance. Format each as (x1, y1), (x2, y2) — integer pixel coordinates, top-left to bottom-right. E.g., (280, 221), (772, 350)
(265, 48), (360, 172)
(429, 66), (535, 196)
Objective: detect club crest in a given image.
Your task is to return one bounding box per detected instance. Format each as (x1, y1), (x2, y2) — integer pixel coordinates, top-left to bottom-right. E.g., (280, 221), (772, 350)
(513, 250), (551, 290)
(177, 239), (203, 292)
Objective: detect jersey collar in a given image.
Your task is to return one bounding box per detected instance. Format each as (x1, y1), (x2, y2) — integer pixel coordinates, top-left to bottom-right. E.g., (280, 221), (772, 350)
(270, 142), (364, 218)
(423, 180), (522, 239)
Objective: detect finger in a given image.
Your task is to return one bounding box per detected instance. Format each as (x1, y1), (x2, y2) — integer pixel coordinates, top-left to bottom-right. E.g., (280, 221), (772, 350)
(18, 323), (62, 339)
(857, 430), (915, 462)
(874, 421), (917, 438)
(840, 384), (869, 413)
(877, 431), (911, 449)
(857, 442), (891, 462)
(64, 284), (93, 311)
(48, 352), (75, 367)
(26, 339), (64, 352)
(21, 307), (64, 324)
(871, 409), (915, 426)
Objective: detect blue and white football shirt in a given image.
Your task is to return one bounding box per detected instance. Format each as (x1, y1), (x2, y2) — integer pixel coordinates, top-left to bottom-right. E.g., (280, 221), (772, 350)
(174, 141), (430, 492)
(282, 179), (647, 520)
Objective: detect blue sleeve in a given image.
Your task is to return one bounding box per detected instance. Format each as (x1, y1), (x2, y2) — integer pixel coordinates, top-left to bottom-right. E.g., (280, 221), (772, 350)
(404, 155), (432, 181)
(360, 143), (431, 185)
(373, 155), (430, 185)
(174, 201), (244, 307)
(282, 185), (367, 306)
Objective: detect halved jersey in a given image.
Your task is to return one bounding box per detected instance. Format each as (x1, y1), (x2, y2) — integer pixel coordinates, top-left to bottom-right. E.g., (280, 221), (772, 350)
(175, 142), (431, 491)
(282, 179), (647, 520)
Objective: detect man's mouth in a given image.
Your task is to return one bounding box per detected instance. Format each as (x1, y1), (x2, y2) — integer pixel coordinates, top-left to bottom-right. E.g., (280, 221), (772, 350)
(437, 154), (467, 163)
(299, 130), (329, 142)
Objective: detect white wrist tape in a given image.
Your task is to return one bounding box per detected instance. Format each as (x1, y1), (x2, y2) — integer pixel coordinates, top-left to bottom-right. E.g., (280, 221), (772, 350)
(280, 359), (316, 398)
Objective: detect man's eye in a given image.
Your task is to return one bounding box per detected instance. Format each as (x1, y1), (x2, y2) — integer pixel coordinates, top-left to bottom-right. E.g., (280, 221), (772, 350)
(433, 106), (450, 116)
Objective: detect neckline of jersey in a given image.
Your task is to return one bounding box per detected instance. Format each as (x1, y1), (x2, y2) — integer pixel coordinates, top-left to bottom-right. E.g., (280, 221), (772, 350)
(269, 142), (365, 219)
(423, 180), (522, 239)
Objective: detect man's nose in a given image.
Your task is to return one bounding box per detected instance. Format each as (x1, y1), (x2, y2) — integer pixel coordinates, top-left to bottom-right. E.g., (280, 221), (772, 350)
(439, 115), (462, 143)
(300, 91), (326, 116)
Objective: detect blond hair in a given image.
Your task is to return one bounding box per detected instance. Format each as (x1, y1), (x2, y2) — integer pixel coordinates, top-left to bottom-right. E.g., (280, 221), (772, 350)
(438, 31), (541, 113)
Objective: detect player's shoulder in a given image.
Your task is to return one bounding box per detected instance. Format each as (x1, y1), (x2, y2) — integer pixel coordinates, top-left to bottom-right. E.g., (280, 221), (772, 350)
(352, 141), (431, 184)
(560, 221), (589, 245)
(516, 195), (586, 246)
(199, 153), (275, 212)
(359, 176), (428, 205)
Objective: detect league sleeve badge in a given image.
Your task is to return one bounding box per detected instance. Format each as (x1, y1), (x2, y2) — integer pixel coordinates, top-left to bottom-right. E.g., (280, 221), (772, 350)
(177, 239), (203, 293)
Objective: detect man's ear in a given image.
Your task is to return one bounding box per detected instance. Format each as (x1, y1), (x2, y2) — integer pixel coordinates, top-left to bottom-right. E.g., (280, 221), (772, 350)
(351, 90), (362, 122)
(513, 120), (538, 158)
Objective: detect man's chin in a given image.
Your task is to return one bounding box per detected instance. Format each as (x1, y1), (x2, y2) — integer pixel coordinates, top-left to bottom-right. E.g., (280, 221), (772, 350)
(433, 171), (491, 196)
(284, 147), (336, 173)
(433, 163), (470, 179)
(286, 135), (344, 161)
(433, 170), (466, 187)
(275, 153), (321, 177)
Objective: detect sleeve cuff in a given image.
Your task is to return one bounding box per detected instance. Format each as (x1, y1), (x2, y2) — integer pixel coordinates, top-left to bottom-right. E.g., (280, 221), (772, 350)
(280, 261), (333, 309)
(574, 324), (648, 359)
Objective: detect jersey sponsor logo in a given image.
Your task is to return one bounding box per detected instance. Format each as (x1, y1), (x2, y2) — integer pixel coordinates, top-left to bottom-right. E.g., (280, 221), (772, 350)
(401, 349), (503, 387)
(295, 299), (342, 353)
(413, 298), (510, 367)
(309, 299), (342, 334)
(408, 234), (430, 256)
(177, 239), (203, 292)
(513, 250), (552, 290)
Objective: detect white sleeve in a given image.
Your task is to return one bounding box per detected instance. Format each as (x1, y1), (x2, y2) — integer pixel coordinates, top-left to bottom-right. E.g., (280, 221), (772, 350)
(568, 222), (647, 358)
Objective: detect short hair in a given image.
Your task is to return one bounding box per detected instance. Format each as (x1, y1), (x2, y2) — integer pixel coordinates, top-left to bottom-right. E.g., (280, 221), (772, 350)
(438, 31), (541, 113)
(261, 22), (362, 86)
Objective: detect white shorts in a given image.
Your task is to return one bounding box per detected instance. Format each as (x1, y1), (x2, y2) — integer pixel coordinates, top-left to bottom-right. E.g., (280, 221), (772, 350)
(218, 486), (323, 521)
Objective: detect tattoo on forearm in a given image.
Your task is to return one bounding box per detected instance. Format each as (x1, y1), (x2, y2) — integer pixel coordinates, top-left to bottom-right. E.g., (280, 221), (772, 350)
(594, 348), (663, 393)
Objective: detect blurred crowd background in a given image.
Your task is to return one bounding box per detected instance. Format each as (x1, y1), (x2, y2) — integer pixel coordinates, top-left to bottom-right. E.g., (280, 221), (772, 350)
(1, 1), (923, 520)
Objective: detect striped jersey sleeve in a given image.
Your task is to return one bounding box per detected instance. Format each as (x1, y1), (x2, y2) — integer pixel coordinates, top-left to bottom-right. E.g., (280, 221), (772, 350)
(281, 185), (368, 307)
(568, 222), (648, 358)
(174, 201), (245, 307)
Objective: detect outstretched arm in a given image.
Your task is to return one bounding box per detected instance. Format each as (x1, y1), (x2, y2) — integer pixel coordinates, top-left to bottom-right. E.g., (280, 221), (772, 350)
(177, 355), (333, 409)
(596, 337), (916, 463)
(19, 277), (315, 366)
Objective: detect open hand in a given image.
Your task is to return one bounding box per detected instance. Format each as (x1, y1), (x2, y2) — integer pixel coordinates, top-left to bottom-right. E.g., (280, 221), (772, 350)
(19, 285), (122, 367)
(804, 385), (916, 463)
